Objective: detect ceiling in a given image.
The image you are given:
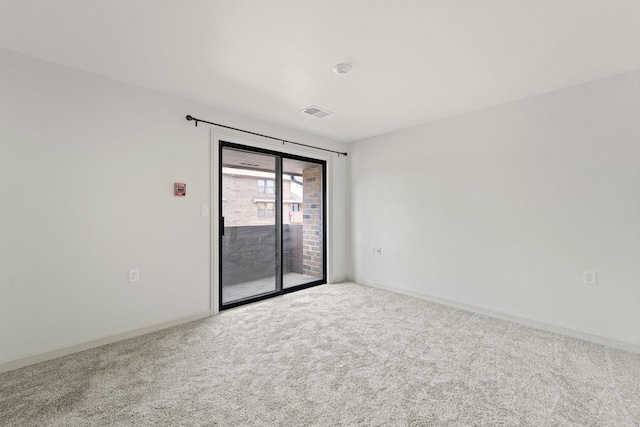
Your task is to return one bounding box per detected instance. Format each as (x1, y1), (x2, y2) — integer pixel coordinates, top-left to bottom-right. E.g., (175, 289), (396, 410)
(1, 1), (639, 142)
(223, 147), (319, 175)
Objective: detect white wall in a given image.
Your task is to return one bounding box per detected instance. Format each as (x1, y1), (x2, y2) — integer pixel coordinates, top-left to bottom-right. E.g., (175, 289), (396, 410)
(0, 49), (348, 363)
(350, 70), (640, 345)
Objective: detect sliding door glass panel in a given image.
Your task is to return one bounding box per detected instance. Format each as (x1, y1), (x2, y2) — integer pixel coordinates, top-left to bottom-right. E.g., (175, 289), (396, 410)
(282, 158), (324, 288)
(221, 148), (280, 305)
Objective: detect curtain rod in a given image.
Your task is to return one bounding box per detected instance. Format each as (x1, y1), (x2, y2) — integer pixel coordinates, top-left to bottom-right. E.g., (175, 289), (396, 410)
(185, 115), (348, 157)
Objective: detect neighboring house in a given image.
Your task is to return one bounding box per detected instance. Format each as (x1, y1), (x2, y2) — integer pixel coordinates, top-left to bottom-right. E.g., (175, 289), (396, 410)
(222, 168), (304, 226)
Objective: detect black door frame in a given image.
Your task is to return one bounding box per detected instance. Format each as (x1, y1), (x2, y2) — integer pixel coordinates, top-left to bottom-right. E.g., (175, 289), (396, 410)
(219, 141), (327, 310)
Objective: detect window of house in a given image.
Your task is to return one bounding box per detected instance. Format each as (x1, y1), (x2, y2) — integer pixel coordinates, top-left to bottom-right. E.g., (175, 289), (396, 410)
(266, 203), (275, 218)
(258, 179), (275, 194)
(257, 202), (266, 217)
(291, 204), (300, 212)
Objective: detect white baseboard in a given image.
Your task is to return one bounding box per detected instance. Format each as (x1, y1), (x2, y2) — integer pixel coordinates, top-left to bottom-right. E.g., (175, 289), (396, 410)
(354, 277), (640, 354)
(0, 309), (212, 374)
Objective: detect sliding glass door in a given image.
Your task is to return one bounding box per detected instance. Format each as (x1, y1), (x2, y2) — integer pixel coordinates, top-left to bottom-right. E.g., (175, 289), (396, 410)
(220, 143), (326, 309)
(220, 147), (280, 305)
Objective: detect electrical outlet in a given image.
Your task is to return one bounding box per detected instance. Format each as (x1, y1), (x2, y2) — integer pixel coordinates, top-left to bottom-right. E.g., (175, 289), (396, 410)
(583, 270), (597, 286)
(376, 247), (382, 256)
(128, 269), (140, 283)
(201, 204), (210, 216)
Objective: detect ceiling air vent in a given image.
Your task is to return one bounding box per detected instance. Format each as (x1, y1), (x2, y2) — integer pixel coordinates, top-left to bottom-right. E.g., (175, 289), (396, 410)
(301, 105), (333, 118)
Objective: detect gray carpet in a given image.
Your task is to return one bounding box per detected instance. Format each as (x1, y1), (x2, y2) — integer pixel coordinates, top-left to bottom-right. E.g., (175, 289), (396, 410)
(1, 282), (639, 426)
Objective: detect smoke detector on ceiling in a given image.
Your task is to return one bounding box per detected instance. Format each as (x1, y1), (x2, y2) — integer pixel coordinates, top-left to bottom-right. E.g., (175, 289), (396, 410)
(332, 63), (352, 77)
(300, 105), (333, 118)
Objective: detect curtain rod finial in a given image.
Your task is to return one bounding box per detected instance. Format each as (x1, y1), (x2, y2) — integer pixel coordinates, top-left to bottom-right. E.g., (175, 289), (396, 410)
(186, 115), (198, 127)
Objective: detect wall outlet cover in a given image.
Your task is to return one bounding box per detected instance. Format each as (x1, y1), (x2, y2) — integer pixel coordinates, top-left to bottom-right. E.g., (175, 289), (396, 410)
(583, 270), (597, 285)
(128, 269), (140, 283)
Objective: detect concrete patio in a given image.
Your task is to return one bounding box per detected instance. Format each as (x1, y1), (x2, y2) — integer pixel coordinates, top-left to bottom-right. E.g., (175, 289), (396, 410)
(222, 272), (320, 304)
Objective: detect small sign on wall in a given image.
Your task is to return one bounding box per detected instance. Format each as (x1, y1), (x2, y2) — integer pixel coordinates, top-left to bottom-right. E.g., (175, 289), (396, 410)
(175, 183), (186, 196)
